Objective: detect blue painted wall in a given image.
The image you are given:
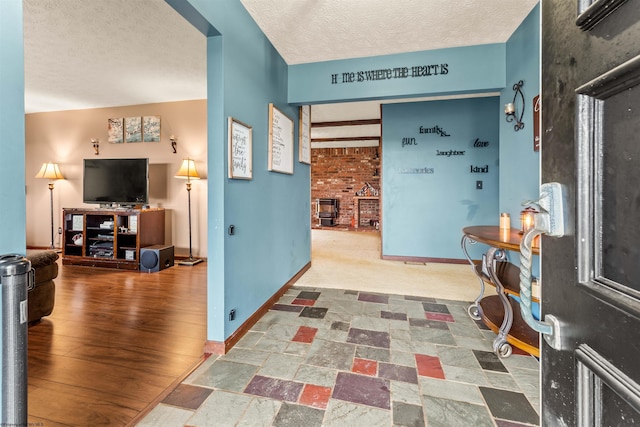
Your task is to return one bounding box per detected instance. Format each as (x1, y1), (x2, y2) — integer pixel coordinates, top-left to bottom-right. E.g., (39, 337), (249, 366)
(381, 97), (500, 260)
(288, 44), (506, 104)
(176, 0), (310, 342)
(500, 4), (541, 225)
(500, 4), (540, 272)
(0, 0), (26, 256)
(0, 0), (26, 417)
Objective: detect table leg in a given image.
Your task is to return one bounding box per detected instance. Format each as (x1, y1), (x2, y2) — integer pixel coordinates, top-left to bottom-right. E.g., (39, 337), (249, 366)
(485, 246), (513, 358)
(461, 234), (485, 320)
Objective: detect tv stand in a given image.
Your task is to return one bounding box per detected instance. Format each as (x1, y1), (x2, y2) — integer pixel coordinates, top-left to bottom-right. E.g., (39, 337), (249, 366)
(62, 207), (165, 270)
(98, 203), (141, 210)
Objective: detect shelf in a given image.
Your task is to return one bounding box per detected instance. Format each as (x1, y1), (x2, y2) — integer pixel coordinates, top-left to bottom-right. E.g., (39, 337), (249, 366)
(474, 262), (539, 303)
(462, 225), (541, 358)
(479, 295), (540, 357)
(462, 226), (539, 254)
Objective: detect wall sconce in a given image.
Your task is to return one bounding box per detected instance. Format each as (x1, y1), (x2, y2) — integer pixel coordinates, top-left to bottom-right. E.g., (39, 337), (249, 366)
(91, 138), (100, 155)
(504, 80), (525, 131)
(170, 135), (177, 153)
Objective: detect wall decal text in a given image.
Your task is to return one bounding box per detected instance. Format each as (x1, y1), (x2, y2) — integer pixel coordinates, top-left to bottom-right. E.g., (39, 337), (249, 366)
(398, 167), (435, 174)
(470, 165), (489, 173)
(331, 64), (449, 85)
(402, 137), (417, 147)
(419, 126), (450, 137)
(437, 150), (465, 157)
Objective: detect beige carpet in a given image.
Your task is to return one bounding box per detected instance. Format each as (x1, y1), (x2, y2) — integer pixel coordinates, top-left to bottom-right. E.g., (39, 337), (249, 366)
(297, 229), (495, 301)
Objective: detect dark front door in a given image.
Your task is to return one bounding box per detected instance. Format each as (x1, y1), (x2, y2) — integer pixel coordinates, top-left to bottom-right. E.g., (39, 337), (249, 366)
(541, 1), (640, 425)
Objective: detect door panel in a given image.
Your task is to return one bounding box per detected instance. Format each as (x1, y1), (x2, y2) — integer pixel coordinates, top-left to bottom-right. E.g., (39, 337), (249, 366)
(599, 84), (640, 290)
(541, 0), (640, 425)
(577, 345), (640, 426)
(577, 55), (640, 302)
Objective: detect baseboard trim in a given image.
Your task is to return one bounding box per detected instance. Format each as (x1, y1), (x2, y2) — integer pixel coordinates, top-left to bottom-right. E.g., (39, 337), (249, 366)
(204, 261), (312, 355)
(381, 255), (468, 265)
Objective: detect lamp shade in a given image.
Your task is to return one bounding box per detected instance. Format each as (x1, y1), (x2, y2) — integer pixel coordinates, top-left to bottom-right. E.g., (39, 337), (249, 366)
(175, 159), (200, 180)
(35, 162), (64, 180)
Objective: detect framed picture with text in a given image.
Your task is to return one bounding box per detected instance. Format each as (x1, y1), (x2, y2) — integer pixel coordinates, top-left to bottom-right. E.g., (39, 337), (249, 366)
(228, 117), (253, 179)
(299, 105), (311, 164)
(268, 103), (294, 174)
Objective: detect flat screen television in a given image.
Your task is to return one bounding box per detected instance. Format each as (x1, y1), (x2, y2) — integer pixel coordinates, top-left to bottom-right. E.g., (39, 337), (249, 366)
(83, 158), (149, 207)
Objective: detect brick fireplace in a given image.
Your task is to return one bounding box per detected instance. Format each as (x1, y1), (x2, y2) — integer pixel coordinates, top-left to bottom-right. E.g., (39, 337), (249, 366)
(311, 146), (380, 230)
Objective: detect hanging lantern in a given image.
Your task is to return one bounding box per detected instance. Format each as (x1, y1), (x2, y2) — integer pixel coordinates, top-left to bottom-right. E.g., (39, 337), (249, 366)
(520, 207), (538, 234)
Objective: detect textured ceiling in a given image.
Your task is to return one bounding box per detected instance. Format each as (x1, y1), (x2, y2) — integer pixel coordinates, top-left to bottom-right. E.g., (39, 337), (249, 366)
(23, 0), (206, 113)
(23, 0), (538, 114)
(240, 0), (539, 65)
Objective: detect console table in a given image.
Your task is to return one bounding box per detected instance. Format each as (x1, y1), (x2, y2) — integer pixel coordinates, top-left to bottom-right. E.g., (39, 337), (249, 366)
(461, 226), (540, 357)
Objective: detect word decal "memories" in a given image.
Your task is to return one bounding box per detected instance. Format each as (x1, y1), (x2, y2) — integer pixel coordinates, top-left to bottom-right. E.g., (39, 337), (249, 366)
(331, 63), (449, 85)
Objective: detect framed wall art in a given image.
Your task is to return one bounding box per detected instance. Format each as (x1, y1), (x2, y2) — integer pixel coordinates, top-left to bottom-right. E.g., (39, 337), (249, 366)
(268, 103), (294, 174)
(108, 118), (124, 144)
(299, 105), (311, 164)
(124, 117), (142, 143)
(143, 116), (161, 142)
(228, 116), (253, 179)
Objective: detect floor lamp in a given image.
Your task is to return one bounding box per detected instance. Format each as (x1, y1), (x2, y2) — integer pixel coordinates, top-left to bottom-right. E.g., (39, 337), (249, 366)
(35, 162), (64, 250)
(175, 159), (203, 266)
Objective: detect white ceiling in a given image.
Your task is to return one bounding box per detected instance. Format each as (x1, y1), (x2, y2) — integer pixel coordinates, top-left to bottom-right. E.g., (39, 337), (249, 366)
(240, 0), (538, 65)
(23, 0), (538, 115)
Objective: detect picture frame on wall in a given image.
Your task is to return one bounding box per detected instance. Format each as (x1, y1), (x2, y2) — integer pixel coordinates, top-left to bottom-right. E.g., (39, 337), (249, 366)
(299, 105), (311, 164)
(143, 116), (161, 142)
(228, 117), (253, 179)
(124, 117), (142, 143)
(268, 103), (294, 175)
(108, 118), (124, 144)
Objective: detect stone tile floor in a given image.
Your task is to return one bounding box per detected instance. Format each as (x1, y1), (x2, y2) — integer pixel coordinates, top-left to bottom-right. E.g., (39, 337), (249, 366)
(137, 286), (540, 426)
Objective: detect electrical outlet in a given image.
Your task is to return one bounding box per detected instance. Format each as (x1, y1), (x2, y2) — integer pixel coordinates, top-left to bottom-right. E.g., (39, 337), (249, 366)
(476, 180), (483, 190)
(229, 309), (236, 321)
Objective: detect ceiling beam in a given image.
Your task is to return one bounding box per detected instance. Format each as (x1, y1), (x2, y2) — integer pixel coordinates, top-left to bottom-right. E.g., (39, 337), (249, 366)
(311, 136), (380, 142)
(311, 119), (381, 128)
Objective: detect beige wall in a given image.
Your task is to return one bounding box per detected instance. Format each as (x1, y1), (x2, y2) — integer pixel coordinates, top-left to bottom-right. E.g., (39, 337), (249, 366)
(25, 99), (208, 258)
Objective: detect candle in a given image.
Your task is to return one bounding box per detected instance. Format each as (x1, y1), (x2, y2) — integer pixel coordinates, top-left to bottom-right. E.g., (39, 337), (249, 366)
(500, 213), (510, 230)
(504, 103), (515, 114)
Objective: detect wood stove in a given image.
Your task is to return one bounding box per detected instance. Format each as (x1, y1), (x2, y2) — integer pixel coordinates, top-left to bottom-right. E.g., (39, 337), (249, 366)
(316, 198), (339, 226)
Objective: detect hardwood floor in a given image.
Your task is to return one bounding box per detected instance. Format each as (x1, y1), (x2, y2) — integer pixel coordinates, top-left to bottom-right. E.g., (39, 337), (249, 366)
(27, 260), (207, 426)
